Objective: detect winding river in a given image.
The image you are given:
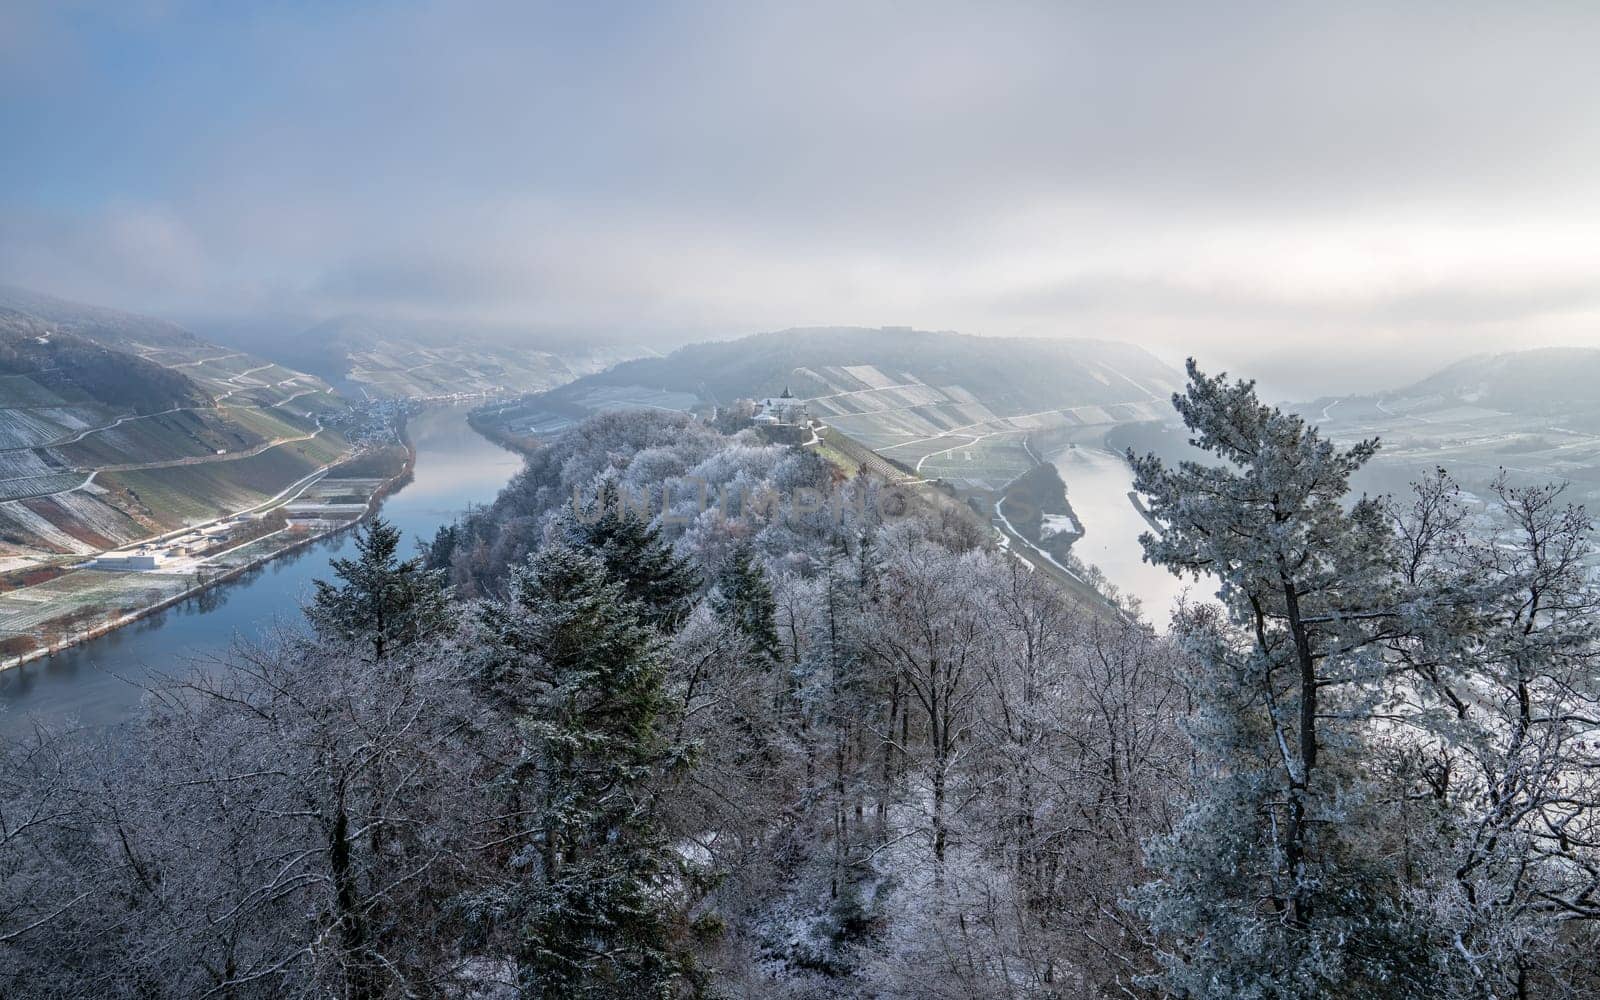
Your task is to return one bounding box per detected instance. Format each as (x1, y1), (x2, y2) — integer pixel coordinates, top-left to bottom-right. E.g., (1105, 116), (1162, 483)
(1049, 443), (1202, 624)
(0, 406), (521, 734)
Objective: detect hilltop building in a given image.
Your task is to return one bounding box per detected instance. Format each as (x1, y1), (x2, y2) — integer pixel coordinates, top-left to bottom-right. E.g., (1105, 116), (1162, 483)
(753, 386), (807, 426)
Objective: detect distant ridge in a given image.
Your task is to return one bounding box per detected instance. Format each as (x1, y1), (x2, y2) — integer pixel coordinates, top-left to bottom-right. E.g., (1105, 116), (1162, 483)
(1396, 346), (1600, 414)
(0, 285), (200, 349)
(541, 325), (1180, 414)
(1299, 346), (1600, 421)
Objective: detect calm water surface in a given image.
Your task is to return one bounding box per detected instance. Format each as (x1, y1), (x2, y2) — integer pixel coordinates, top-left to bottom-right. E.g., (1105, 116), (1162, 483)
(1050, 444), (1206, 625)
(0, 406), (521, 734)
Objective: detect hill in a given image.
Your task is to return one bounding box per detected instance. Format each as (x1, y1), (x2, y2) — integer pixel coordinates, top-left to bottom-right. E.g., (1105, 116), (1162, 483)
(479, 326), (1183, 492)
(0, 285), (200, 350)
(1302, 346), (1600, 501)
(543, 326), (1177, 411)
(0, 324), (208, 415)
(1394, 347), (1600, 417)
(240, 314), (649, 400)
(0, 289), (362, 574)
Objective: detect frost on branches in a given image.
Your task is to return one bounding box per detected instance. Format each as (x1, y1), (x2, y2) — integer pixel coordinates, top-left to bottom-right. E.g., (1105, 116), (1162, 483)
(1129, 361), (1600, 1000)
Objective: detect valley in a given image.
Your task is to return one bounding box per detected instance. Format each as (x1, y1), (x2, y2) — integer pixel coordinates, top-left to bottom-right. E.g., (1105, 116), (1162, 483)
(1300, 347), (1600, 508)
(0, 288), (638, 668)
(472, 325), (1191, 616)
(0, 290), (411, 666)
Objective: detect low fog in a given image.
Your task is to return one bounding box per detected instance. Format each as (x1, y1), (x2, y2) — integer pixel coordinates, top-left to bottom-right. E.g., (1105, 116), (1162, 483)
(4, 2), (1600, 397)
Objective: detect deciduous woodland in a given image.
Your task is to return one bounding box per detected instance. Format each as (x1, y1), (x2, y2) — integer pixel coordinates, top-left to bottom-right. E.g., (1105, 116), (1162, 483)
(2, 364), (1598, 998)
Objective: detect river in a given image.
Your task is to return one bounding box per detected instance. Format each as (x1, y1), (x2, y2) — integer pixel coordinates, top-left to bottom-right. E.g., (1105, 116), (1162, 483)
(0, 405), (522, 734)
(1049, 443), (1204, 625)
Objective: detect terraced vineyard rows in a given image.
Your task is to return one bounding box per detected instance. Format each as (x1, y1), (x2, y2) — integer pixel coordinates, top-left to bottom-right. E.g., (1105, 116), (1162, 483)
(0, 473), (86, 502)
(796, 364), (1167, 492)
(3, 319), (358, 572)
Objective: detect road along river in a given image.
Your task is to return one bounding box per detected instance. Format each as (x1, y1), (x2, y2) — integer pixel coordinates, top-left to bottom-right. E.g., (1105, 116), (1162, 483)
(0, 405), (521, 735)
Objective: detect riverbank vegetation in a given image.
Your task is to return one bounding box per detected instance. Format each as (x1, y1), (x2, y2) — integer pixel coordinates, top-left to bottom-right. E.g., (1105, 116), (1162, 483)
(1, 366), (1598, 998)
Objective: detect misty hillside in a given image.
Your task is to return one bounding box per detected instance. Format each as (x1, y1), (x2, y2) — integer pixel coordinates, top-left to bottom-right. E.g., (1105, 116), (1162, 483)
(479, 327), (1184, 492)
(1302, 347), (1600, 424)
(0, 288), (358, 570)
(0, 285), (201, 350)
(247, 315), (651, 400)
(541, 326), (1181, 414)
(1395, 347), (1600, 415)
(0, 326), (208, 415)
(0, 287), (337, 414)
(1294, 346), (1600, 504)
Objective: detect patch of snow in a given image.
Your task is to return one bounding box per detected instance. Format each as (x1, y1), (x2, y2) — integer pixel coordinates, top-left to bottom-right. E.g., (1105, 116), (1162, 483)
(1041, 512), (1082, 538)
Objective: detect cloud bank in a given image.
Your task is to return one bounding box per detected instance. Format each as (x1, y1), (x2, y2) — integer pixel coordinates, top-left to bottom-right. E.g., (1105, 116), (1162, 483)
(3, 1), (1599, 396)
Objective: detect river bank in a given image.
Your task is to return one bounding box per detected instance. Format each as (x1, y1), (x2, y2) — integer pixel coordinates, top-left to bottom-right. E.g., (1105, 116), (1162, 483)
(0, 405), (521, 732)
(0, 436), (414, 674)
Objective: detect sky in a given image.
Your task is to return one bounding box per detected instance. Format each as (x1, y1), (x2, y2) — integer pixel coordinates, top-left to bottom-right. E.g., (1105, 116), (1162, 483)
(3, 1), (1600, 399)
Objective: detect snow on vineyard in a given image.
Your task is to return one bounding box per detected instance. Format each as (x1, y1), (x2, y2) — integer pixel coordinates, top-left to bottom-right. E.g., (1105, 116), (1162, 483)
(0, 405), (103, 450)
(0, 501), (98, 555)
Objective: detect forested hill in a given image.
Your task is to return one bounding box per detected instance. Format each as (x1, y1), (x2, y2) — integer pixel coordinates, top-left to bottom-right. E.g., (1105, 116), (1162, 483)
(5, 375), (1600, 996)
(538, 326), (1181, 413)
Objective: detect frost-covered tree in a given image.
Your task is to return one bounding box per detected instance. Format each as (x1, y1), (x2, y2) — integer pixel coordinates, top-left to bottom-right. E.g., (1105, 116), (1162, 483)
(868, 540), (990, 875)
(787, 539), (886, 920)
(473, 543), (697, 998)
(308, 516), (449, 662)
(0, 636), (489, 1000)
(1128, 361), (1432, 998)
(561, 476), (699, 630)
(1386, 471), (1600, 998)
(711, 543), (782, 667)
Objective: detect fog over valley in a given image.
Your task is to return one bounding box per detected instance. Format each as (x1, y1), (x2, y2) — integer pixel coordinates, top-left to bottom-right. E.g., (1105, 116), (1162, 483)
(5, 5), (1600, 999)
(7, 3), (1600, 397)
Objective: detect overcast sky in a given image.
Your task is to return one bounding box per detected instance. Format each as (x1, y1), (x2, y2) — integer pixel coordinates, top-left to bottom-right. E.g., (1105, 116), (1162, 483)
(3, 1), (1599, 398)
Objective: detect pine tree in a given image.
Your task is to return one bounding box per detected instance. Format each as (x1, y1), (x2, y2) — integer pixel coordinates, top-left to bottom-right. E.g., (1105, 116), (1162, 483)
(1127, 361), (1431, 998)
(563, 477), (699, 631)
(710, 543), (781, 665)
(308, 516), (449, 662)
(476, 542), (694, 998)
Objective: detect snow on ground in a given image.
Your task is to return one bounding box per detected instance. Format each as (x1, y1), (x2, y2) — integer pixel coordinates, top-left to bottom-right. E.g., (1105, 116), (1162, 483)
(840, 364), (898, 389)
(0, 502), (97, 554)
(1041, 512), (1082, 538)
(0, 408), (75, 449)
(39, 491), (145, 546)
(0, 451), (58, 479)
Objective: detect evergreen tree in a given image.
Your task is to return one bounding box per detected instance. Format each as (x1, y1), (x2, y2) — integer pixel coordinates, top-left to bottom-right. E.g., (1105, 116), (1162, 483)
(308, 516), (449, 662)
(709, 543), (782, 665)
(564, 477), (699, 630)
(476, 542), (694, 998)
(1127, 361), (1432, 998)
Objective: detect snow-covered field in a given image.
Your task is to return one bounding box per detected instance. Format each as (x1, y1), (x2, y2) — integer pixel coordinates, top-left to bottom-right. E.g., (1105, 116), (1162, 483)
(0, 405), (102, 449)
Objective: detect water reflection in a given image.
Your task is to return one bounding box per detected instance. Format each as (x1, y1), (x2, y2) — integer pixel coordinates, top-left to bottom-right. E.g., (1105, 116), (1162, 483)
(0, 406), (521, 734)
(1049, 445), (1206, 626)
